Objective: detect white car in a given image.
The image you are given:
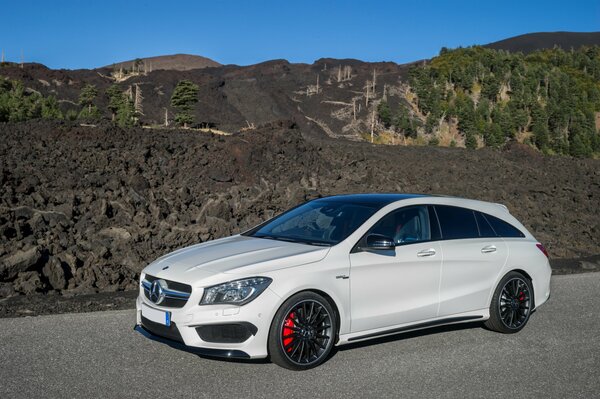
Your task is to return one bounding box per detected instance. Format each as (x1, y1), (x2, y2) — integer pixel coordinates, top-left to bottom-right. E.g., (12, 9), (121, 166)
(135, 194), (551, 370)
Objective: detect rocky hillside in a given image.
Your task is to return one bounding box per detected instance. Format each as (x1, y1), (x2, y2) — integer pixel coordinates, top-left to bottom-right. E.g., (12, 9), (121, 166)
(0, 58), (409, 140)
(1, 120), (599, 305)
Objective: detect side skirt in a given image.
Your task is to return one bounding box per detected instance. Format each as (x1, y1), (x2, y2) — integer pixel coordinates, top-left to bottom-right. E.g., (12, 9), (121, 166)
(346, 315), (484, 343)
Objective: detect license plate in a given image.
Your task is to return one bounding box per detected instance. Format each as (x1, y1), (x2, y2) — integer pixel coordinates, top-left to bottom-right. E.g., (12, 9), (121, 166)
(141, 303), (171, 327)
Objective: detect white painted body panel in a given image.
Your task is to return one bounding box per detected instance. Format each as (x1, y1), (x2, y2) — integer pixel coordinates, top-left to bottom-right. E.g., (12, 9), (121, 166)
(349, 241), (442, 332)
(136, 195), (552, 358)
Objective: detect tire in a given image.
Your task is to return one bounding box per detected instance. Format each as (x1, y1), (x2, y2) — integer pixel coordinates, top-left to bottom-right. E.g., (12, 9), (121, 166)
(485, 271), (533, 333)
(268, 291), (337, 370)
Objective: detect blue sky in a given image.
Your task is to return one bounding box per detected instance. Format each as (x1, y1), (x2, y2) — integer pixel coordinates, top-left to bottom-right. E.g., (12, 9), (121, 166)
(1, 0), (598, 69)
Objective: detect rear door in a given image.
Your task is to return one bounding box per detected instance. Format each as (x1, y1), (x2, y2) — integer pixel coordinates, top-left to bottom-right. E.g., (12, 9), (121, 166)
(349, 205), (442, 332)
(434, 205), (508, 316)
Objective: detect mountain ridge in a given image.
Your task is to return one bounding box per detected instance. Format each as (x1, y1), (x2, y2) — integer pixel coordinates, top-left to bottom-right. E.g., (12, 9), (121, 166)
(101, 53), (221, 72)
(484, 31), (600, 53)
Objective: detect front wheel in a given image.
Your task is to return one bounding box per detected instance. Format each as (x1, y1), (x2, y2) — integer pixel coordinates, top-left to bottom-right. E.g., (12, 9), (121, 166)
(485, 271), (533, 333)
(268, 291), (337, 370)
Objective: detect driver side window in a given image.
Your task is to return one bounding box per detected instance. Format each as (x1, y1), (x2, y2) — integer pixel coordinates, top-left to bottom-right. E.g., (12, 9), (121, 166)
(368, 206), (432, 245)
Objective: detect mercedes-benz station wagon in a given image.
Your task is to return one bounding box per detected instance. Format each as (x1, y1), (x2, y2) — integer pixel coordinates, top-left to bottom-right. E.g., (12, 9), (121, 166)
(135, 194), (551, 370)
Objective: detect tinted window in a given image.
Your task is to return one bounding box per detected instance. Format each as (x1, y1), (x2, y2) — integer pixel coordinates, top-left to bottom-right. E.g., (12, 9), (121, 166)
(434, 205), (479, 240)
(483, 214), (525, 238)
(475, 211), (496, 237)
(427, 205), (442, 241)
(367, 206), (432, 245)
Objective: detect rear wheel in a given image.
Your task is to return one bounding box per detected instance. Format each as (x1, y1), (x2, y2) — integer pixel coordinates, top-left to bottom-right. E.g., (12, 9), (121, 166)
(485, 271), (533, 333)
(268, 291), (336, 370)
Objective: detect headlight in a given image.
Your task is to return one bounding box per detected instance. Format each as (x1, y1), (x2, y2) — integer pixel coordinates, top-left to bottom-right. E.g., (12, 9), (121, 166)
(200, 277), (272, 306)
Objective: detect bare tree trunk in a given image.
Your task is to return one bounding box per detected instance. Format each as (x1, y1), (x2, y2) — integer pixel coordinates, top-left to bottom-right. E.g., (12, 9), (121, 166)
(371, 107), (375, 143)
(164, 108), (169, 127)
(353, 99), (356, 121)
(344, 66), (352, 80)
(316, 74), (319, 93)
(372, 69), (377, 92)
(337, 65), (342, 82)
(366, 81), (370, 107)
(134, 84), (144, 116)
(125, 86), (133, 101)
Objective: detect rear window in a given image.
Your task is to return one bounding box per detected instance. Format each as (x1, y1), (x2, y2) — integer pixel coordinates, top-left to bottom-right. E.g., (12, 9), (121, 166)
(483, 213), (525, 238)
(434, 205), (479, 240)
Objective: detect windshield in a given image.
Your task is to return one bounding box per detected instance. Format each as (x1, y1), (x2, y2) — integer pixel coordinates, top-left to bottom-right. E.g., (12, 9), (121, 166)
(245, 200), (381, 246)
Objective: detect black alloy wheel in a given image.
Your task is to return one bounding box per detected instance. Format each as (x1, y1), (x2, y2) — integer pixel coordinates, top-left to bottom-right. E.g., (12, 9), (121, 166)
(485, 271), (533, 333)
(268, 292), (336, 370)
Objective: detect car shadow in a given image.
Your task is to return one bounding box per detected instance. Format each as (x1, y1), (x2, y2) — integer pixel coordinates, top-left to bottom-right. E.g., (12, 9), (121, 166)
(194, 354), (271, 365)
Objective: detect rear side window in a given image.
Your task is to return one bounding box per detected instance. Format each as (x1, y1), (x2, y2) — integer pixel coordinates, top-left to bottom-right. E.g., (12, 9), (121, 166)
(475, 212), (496, 237)
(483, 213), (525, 238)
(434, 205), (479, 240)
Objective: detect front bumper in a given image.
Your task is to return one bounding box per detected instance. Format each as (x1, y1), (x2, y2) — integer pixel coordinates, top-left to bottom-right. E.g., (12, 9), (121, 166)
(134, 324), (251, 359)
(135, 285), (281, 359)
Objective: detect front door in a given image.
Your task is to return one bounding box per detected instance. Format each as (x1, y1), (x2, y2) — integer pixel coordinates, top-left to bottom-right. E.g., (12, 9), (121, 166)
(349, 205), (442, 333)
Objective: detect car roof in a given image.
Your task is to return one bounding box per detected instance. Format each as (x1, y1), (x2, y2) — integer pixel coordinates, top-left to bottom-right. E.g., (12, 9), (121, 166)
(316, 193), (430, 206)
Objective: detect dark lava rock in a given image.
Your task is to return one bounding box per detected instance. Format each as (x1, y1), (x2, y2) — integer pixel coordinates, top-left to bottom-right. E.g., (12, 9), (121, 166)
(0, 246), (43, 280)
(0, 120), (599, 317)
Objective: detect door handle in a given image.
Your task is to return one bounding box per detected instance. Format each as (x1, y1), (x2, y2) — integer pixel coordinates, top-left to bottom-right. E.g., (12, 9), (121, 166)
(481, 245), (497, 254)
(417, 249), (436, 257)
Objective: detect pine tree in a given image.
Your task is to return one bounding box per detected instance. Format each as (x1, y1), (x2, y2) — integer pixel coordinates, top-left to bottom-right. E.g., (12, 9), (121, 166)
(377, 101), (392, 128)
(78, 84), (100, 120)
(106, 85), (124, 121)
(170, 80), (199, 128)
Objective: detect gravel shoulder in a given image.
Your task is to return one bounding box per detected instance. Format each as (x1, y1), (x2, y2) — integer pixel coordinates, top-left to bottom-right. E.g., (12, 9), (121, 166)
(1, 273), (599, 399)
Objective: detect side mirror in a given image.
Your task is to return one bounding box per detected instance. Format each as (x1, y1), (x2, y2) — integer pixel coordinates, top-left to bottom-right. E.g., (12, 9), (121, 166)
(362, 234), (396, 251)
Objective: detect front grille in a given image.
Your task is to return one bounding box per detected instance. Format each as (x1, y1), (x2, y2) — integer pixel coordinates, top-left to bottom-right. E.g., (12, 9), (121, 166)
(141, 316), (183, 343)
(144, 274), (192, 293)
(143, 274), (192, 308)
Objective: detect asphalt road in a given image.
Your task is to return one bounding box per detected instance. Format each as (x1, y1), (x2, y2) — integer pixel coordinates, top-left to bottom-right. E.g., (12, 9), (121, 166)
(1, 273), (599, 399)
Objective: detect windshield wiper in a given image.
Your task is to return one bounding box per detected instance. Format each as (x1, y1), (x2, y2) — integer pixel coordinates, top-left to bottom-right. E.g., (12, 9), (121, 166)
(301, 241), (332, 247)
(254, 234), (298, 243)
(253, 234), (332, 247)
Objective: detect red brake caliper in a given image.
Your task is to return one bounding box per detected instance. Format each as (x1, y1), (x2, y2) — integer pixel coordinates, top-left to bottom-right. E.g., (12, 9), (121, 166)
(282, 312), (295, 352)
(518, 291), (525, 301)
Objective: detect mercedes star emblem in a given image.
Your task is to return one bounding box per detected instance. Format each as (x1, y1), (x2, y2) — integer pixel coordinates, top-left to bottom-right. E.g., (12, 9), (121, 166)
(149, 279), (167, 304)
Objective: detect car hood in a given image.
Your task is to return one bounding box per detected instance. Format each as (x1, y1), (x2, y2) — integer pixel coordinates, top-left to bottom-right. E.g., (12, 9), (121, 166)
(142, 235), (330, 284)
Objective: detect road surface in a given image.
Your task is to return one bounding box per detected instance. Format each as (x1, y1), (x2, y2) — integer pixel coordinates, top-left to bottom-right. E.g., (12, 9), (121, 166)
(1, 273), (599, 398)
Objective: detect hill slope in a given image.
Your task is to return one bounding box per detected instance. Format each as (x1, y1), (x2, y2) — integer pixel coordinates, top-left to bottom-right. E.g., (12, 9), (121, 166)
(102, 54), (221, 71)
(485, 31), (600, 53)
